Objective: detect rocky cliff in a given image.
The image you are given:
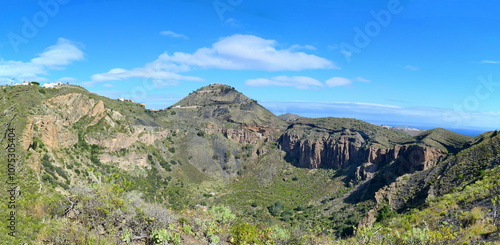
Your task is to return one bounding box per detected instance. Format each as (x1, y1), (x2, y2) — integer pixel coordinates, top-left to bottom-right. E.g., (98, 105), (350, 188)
(279, 121), (446, 176)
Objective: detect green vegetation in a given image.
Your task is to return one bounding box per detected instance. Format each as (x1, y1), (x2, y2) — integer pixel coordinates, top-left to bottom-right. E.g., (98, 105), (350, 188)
(0, 84), (498, 244)
(343, 165), (500, 244)
(414, 127), (472, 152)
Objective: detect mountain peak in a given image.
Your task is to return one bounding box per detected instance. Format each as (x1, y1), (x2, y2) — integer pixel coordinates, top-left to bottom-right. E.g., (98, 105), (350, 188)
(171, 83), (285, 128)
(173, 83), (253, 108)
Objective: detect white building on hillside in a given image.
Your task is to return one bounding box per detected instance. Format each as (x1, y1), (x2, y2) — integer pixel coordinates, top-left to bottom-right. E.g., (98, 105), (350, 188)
(43, 82), (64, 88)
(13, 82), (31, 86)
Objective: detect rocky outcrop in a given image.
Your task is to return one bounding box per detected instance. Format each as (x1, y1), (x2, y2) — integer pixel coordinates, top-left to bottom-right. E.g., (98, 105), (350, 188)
(279, 131), (446, 173)
(45, 93), (109, 127)
(100, 152), (151, 170)
(29, 115), (78, 149)
(86, 127), (171, 151)
(22, 93), (125, 150)
(205, 125), (280, 145)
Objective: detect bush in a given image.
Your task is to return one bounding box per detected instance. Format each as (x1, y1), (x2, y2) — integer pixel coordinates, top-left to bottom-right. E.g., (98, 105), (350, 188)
(402, 226), (430, 244)
(209, 206), (235, 224)
(376, 205), (394, 222)
(268, 201), (284, 217)
(461, 207), (485, 228)
(230, 222), (260, 245)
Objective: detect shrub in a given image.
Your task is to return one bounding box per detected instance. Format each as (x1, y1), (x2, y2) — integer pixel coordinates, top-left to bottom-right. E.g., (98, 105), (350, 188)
(402, 226), (430, 244)
(209, 206), (235, 224)
(268, 201), (284, 217)
(461, 207), (485, 228)
(280, 209), (294, 221)
(376, 205), (395, 222)
(230, 222), (260, 245)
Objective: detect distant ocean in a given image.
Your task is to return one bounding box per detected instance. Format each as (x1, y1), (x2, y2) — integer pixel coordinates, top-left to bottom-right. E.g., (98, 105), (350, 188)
(450, 128), (490, 137)
(377, 123), (492, 137)
(411, 126), (490, 137)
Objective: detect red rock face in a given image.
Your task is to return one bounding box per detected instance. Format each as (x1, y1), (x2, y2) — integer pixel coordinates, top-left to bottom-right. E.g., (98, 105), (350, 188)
(279, 132), (446, 173)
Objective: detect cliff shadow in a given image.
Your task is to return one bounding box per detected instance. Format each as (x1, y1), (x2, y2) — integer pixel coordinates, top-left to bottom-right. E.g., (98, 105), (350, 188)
(343, 159), (416, 204)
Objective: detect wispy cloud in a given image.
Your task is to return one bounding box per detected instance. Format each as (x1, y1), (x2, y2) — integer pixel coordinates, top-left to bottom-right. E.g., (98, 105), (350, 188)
(224, 18), (241, 28)
(325, 77), (351, 87)
(246, 76), (324, 89)
(160, 30), (189, 39)
(481, 60), (500, 64)
(404, 65), (420, 71)
(354, 77), (372, 83)
(87, 67), (204, 86)
(246, 75), (371, 89)
(289, 44), (317, 51)
(0, 38), (84, 83)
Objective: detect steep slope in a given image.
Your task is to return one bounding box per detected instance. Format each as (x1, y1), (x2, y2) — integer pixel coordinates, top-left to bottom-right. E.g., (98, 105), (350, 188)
(349, 132), (500, 244)
(414, 128), (472, 153)
(372, 131), (499, 212)
(172, 83), (286, 128)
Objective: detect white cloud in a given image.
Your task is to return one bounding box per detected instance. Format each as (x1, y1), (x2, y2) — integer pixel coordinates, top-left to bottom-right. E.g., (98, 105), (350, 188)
(0, 38), (84, 83)
(160, 30), (188, 39)
(289, 44), (317, 51)
(354, 76), (372, 83)
(335, 102), (400, 109)
(247, 75), (371, 89)
(159, 34), (336, 71)
(404, 65), (420, 71)
(481, 60), (500, 64)
(246, 76), (324, 89)
(31, 38), (84, 68)
(325, 77), (352, 87)
(89, 67), (204, 85)
(87, 34), (336, 86)
(224, 18), (241, 28)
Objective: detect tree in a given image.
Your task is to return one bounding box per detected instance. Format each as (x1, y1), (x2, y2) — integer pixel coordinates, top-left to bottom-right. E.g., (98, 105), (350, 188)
(268, 201), (284, 217)
(492, 130), (498, 138)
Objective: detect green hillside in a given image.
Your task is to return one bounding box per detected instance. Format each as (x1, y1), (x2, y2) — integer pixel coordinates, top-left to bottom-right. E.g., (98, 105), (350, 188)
(0, 83), (498, 244)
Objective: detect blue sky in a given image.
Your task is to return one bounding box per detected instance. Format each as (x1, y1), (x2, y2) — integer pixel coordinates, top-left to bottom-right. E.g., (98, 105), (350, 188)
(1, 0), (499, 134)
